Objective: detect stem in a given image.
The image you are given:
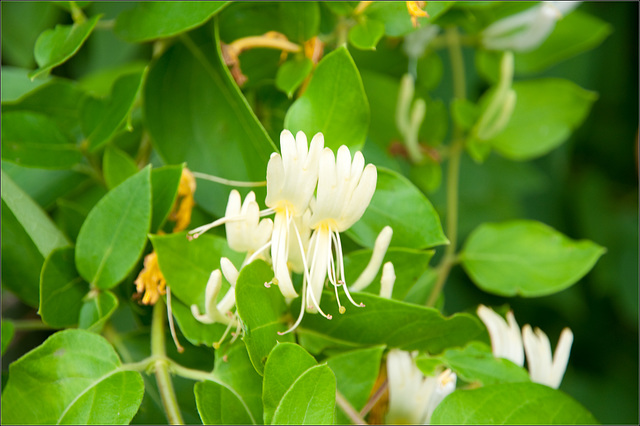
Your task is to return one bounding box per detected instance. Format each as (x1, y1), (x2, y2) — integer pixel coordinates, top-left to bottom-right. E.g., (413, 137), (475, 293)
(10, 319), (56, 331)
(152, 301), (184, 425)
(360, 379), (388, 418)
(427, 27), (466, 307)
(230, 35), (301, 54)
(337, 391), (367, 425)
(191, 171), (267, 187)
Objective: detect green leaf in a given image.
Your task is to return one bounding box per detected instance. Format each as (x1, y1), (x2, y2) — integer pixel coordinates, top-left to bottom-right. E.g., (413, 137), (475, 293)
(144, 23), (276, 217)
(326, 346), (384, 424)
(486, 79), (597, 160)
(235, 260), (294, 375)
(263, 342), (318, 424)
(2, 321), (15, 355)
(451, 98), (480, 131)
(78, 290), (119, 333)
(279, 2), (320, 42)
(276, 57), (313, 99)
(75, 167), (151, 289)
(1, 66), (51, 103)
(271, 364), (337, 425)
(151, 233), (243, 307)
(298, 292), (485, 354)
(114, 2), (229, 43)
(169, 295), (227, 347)
(1, 329), (144, 425)
(460, 220), (605, 297)
(29, 15), (101, 79)
(284, 46), (370, 151)
(347, 167), (448, 249)
(431, 382), (599, 425)
(1, 111), (82, 169)
(417, 342), (530, 386)
(81, 70), (144, 151)
(39, 247), (89, 328)
(103, 145), (139, 189)
(348, 18), (385, 50)
(195, 380), (255, 425)
(150, 164), (184, 233)
(364, 1), (454, 37)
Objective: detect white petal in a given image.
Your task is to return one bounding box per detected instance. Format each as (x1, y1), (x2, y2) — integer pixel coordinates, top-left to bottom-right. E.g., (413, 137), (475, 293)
(204, 270), (223, 316)
(550, 327), (573, 389)
(216, 287), (236, 313)
(295, 130), (309, 159)
(265, 154), (284, 208)
(220, 257), (239, 288)
(350, 226), (393, 292)
(337, 164), (377, 230)
(379, 262), (396, 299)
(506, 311), (525, 366)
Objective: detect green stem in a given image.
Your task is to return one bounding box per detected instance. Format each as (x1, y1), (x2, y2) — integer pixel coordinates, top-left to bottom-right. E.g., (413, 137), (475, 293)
(337, 391), (368, 425)
(427, 27), (466, 307)
(10, 319), (56, 331)
(152, 301), (184, 425)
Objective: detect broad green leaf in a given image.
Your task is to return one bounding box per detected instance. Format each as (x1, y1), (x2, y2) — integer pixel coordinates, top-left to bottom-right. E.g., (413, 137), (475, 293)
(486, 79), (597, 160)
(39, 247), (89, 328)
(323, 1), (357, 16)
(347, 167), (448, 249)
(144, 23), (276, 217)
(416, 342), (531, 386)
(29, 15), (101, 79)
(1, 329), (144, 425)
(169, 295), (227, 347)
(2, 321), (15, 355)
(348, 18), (385, 50)
(78, 290), (119, 333)
(276, 57), (313, 98)
(81, 70), (144, 151)
(271, 364), (336, 425)
(114, 2), (229, 43)
(1, 66), (51, 103)
(150, 164), (184, 233)
(195, 380), (255, 425)
(214, 342), (264, 423)
(284, 47), (370, 151)
(235, 260), (294, 375)
(364, 1), (454, 36)
(150, 233), (242, 306)
(298, 292), (486, 354)
(263, 342), (318, 424)
(326, 346), (384, 424)
(103, 145), (139, 189)
(431, 382), (598, 425)
(1, 111), (82, 169)
(79, 61), (148, 98)
(279, 2), (320, 42)
(75, 167), (151, 289)
(460, 220), (605, 297)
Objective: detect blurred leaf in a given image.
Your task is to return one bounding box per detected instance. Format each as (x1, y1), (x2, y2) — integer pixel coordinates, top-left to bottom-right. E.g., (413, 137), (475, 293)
(150, 164), (184, 233)
(75, 167), (151, 289)
(298, 292), (486, 354)
(1, 66), (51, 103)
(349, 18), (385, 50)
(365, 1), (454, 36)
(39, 247), (88, 328)
(263, 342), (318, 424)
(416, 50), (444, 92)
(285, 47), (370, 151)
(451, 98), (480, 131)
(1, 321), (15, 356)
(103, 145), (139, 189)
(1, 111), (81, 169)
(460, 220), (605, 297)
(145, 24), (276, 217)
(323, 2), (357, 16)
(54, 198), (90, 242)
(486, 79), (597, 160)
(275, 57), (313, 99)
(431, 382), (598, 425)
(29, 15), (101, 79)
(271, 364), (336, 425)
(195, 380), (255, 425)
(169, 295), (226, 347)
(114, 2), (228, 43)
(279, 2), (320, 42)
(78, 289), (119, 333)
(79, 61), (148, 98)
(347, 167), (448, 249)
(235, 260), (294, 375)
(81, 70), (144, 151)
(1, 329), (144, 424)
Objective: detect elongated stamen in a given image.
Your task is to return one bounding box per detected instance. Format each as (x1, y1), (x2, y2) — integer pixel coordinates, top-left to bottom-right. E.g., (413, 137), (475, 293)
(259, 207), (276, 217)
(278, 280), (308, 335)
(166, 287), (184, 353)
(188, 215), (244, 239)
(230, 317), (243, 344)
(243, 240), (272, 266)
(213, 316), (236, 349)
(191, 171), (267, 187)
(333, 230), (364, 308)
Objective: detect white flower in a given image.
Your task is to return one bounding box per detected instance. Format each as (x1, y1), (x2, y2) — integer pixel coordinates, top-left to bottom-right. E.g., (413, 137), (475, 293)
(224, 190), (273, 258)
(191, 266), (236, 326)
(379, 262), (396, 299)
(386, 349), (457, 424)
(477, 304), (525, 366)
(265, 130), (324, 299)
(350, 225), (394, 292)
(523, 325), (574, 389)
(482, 1), (581, 52)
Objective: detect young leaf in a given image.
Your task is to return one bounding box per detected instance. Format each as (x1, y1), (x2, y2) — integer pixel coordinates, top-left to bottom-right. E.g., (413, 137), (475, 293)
(29, 15), (101, 79)
(150, 164), (184, 233)
(431, 382), (598, 425)
(78, 289), (119, 333)
(75, 167), (151, 289)
(347, 167), (448, 249)
(460, 220), (605, 297)
(103, 145), (139, 189)
(275, 57), (313, 98)
(284, 46), (370, 151)
(271, 365), (337, 425)
(348, 18), (385, 50)
(194, 380), (255, 425)
(1, 329), (144, 425)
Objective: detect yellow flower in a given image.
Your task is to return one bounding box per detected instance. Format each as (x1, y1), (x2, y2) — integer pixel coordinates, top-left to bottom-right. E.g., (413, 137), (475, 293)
(407, 1), (429, 28)
(169, 168), (197, 232)
(134, 251), (167, 305)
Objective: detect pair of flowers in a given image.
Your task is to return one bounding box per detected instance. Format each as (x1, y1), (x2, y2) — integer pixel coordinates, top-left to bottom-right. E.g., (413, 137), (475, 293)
(189, 130), (379, 332)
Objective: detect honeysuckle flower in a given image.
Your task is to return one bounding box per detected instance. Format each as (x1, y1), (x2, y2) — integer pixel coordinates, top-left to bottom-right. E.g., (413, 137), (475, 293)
(379, 262), (396, 299)
(134, 251), (167, 305)
(191, 260), (239, 326)
(350, 226), (393, 292)
(223, 190), (273, 260)
(265, 129), (324, 299)
(482, 2), (581, 52)
(386, 349), (457, 424)
(523, 324), (574, 389)
(286, 210), (312, 274)
(477, 304), (525, 366)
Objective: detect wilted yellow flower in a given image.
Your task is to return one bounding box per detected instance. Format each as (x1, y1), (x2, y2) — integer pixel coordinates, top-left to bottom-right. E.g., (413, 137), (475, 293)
(407, 1), (429, 27)
(169, 168), (196, 232)
(134, 251), (166, 305)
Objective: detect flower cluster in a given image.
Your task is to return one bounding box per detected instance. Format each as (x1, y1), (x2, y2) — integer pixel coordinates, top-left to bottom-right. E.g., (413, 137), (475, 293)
(189, 130), (384, 333)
